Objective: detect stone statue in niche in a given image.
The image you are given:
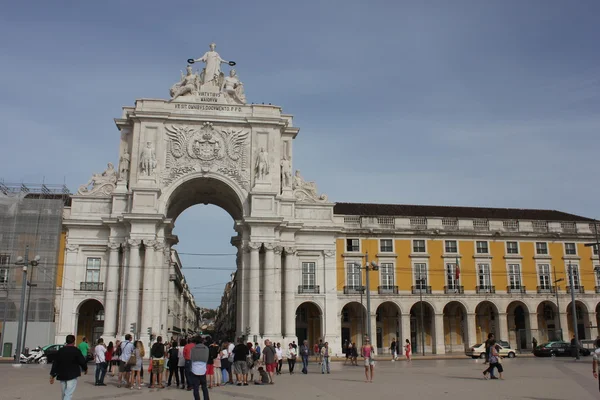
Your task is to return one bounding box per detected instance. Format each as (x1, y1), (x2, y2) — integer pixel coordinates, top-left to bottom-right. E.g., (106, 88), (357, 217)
(221, 69), (246, 104)
(280, 155), (291, 188)
(292, 170), (328, 202)
(77, 162), (118, 196)
(140, 141), (157, 176)
(118, 151), (130, 181)
(192, 42), (231, 88)
(169, 65), (200, 101)
(255, 147), (269, 180)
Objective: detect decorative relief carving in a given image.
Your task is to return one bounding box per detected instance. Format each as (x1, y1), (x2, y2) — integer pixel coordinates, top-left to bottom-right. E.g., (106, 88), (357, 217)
(280, 156), (292, 188)
(153, 241), (166, 251)
(263, 242), (275, 251)
(254, 147), (269, 182)
(107, 242), (121, 251)
(127, 239), (141, 248)
(77, 163), (118, 196)
(140, 142), (157, 176)
(246, 242), (262, 252)
(324, 250), (336, 258)
(163, 122), (249, 188)
(144, 240), (158, 249)
(274, 246), (284, 255)
(66, 244), (79, 253)
(284, 247), (296, 256)
(118, 151), (130, 182)
(292, 170), (328, 203)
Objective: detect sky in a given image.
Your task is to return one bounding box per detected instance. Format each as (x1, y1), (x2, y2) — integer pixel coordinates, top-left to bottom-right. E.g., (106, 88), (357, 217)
(1, 1), (599, 308)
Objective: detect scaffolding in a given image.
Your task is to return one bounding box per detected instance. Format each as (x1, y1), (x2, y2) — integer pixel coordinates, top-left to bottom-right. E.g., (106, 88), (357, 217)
(0, 182), (70, 354)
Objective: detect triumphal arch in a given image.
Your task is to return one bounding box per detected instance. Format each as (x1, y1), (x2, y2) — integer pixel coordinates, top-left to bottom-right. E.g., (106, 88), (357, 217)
(59, 43), (336, 346)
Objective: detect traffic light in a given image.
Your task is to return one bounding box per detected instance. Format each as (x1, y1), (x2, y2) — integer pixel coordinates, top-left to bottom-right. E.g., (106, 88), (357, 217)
(147, 327), (152, 336)
(130, 322), (137, 334)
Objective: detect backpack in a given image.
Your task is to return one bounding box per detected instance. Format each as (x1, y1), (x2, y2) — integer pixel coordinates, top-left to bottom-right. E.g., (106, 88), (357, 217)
(115, 344), (122, 358)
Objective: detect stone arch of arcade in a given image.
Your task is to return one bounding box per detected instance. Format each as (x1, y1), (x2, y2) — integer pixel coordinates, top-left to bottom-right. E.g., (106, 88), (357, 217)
(443, 301), (469, 353)
(475, 300), (500, 344)
(340, 301), (367, 351)
(76, 299), (104, 345)
(375, 301), (402, 354)
(295, 302), (323, 350)
(507, 301), (530, 351)
(536, 300), (562, 342)
(409, 300), (437, 354)
(566, 300), (591, 340)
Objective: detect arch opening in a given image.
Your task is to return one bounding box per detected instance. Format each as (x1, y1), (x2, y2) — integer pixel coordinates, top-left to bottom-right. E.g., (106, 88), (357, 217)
(536, 301), (561, 342)
(375, 302), (401, 355)
(567, 301), (590, 341)
(341, 301), (367, 351)
(295, 302), (322, 351)
(77, 299), (104, 345)
(507, 301), (530, 351)
(410, 301), (435, 354)
(443, 301), (468, 353)
(475, 301), (499, 344)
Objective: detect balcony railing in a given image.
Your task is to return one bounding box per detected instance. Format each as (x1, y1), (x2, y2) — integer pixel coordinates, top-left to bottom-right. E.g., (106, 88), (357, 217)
(378, 286), (398, 294)
(343, 286), (365, 294)
(476, 285), (495, 294)
(566, 286), (585, 294)
(537, 286), (555, 294)
(79, 282), (104, 291)
(411, 286), (432, 294)
(444, 285), (464, 294)
(298, 285), (320, 294)
(507, 286), (526, 294)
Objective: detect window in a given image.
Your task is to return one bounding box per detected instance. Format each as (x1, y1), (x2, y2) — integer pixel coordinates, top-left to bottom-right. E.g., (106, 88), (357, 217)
(301, 262), (316, 288)
(506, 242), (519, 254)
(414, 263), (427, 288)
(346, 239), (359, 252)
(380, 239), (393, 253)
(508, 264), (522, 289)
(569, 264), (580, 288)
(413, 240), (426, 253)
(476, 241), (489, 254)
(380, 263), (394, 288)
(536, 242), (548, 255)
(565, 243), (577, 255)
(0, 254), (9, 283)
(595, 265), (600, 287)
(347, 262), (361, 288)
(445, 240), (457, 253)
(85, 258), (101, 283)
(478, 263), (491, 288)
(538, 264), (551, 289)
(446, 263), (458, 289)
(594, 245), (599, 256)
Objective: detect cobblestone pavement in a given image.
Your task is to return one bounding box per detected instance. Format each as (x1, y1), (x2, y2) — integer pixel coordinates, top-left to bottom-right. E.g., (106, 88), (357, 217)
(1, 357), (597, 400)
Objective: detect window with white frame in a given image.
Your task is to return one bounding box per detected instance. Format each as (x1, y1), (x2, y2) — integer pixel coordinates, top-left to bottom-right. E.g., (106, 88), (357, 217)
(346, 238), (360, 252)
(301, 262), (316, 289)
(445, 240), (457, 253)
(85, 258), (101, 283)
(414, 263), (427, 288)
(538, 264), (551, 289)
(476, 241), (489, 254)
(568, 264), (580, 288)
(380, 239), (393, 253)
(506, 242), (519, 254)
(413, 240), (426, 253)
(565, 243), (577, 255)
(478, 263), (491, 288)
(0, 254), (9, 283)
(347, 262), (362, 289)
(508, 264), (522, 289)
(536, 242), (548, 255)
(380, 263), (394, 288)
(446, 263), (458, 289)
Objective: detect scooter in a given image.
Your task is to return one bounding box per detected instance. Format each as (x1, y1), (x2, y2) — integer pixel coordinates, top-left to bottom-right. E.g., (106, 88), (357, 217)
(20, 347), (45, 364)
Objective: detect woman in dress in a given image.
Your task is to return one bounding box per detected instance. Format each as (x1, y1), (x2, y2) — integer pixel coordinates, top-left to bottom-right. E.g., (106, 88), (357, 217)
(361, 339), (375, 383)
(404, 339), (411, 362)
(287, 343), (297, 374)
(106, 342), (114, 375)
(130, 341), (145, 390)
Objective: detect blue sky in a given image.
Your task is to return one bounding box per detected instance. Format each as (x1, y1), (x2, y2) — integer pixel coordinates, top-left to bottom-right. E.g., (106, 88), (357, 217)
(1, 1), (599, 307)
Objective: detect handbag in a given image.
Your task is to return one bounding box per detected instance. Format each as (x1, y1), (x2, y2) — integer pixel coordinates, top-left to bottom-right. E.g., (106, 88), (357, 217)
(126, 343), (137, 366)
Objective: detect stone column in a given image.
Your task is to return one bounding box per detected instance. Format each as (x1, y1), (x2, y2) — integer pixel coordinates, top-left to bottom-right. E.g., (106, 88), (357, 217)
(272, 246), (283, 338)
(57, 244), (79, 338)
(248, 242), (261, 336)
(467, 313), (477, 348)
(103, 242), (121, 339)
(126, 239), (142, 336)
(153, 244), (167, 338)
(498, 312), (509, 343)
(140, 241), (155, 340)
(263, 243), (275, 337)
(560, 311), (570, 340)
(284, 247), (297, 338)
(400, 313), (411, 355)
(434, 313), (446, 354)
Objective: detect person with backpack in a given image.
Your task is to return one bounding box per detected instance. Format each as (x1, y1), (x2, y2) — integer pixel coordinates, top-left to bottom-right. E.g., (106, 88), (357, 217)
(117, 335), (134, 388)
(150, 336), (166, 389)
(167, 341), (180, 387)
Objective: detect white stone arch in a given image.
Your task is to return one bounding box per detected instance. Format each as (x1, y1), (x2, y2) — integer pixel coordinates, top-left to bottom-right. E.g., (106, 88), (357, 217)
(372, 298), (406, 315)
(405, 299), (439, 315)
(440, 298), (471, 315)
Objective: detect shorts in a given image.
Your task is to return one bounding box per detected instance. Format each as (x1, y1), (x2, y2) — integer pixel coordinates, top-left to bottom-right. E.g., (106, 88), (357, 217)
(265, 362), (277, 373)
(119, 360), (131, 372)
(233, 360), (248, 375)
(152, 359), (165, 374)
(364, 358), (375, 367)
(206, 364), (214, 375)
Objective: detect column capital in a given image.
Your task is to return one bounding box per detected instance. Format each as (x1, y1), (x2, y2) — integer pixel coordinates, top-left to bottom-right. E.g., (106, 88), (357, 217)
(246, 242), (262, 252)
(263, 242), (276, 251)
(144, 239), (158, 249)
(284, 246), (297, 255)
(127, 238), (141, 248)
(153, 241), (165, 251)
(274, 246), (284, 255)
(107, 242), (121, 251)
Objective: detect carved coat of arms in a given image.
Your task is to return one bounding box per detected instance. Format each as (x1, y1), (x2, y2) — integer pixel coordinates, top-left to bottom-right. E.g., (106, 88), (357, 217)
(164, 122), (249, 188)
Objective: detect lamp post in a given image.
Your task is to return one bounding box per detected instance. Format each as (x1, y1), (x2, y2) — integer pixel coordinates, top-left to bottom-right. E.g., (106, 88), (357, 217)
(416, 277), (426, 356)
(568, 261), (580, 360)
(22, 281), (38, 350)
(360, 253), (379, 345)
(553, 267), (564, 341)
(0, 283), (9, 357)
(14, 246), (40, 361)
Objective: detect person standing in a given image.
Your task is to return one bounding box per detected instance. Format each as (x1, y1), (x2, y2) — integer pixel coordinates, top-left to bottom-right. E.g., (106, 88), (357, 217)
(300, 340), (310, 374)
(212, 344), (222, 387)
(118, 334), (134, 388)
(361, 339), (375, 383)
(233, 338), (249, 386)
(592, 342), (600, 392)
(344, 343), (352, 365)
(130, 341), (144, 390)
(275, 343), (283, 375)
(177, 339), (187, 389)
(571, 335), (579, 359)
(93, 338), (107, 386)
(167, 341), (180, 387)
(77, 337), (89, 361)
(189, 337), (210, 400)
(150, 336), (166, 389)
(287, 343), (297, 374)
(184, 338), (195, 390)
(404, 339), (411, 362)
(531, 337), (538, 353)
(262, 340), (276, 384)
(320, 342), (330, 374)
(105, 342), (114, 376)
(220, 343), (230, 385)
(351, 342), (359, 366)
(49, 334), (88, 400)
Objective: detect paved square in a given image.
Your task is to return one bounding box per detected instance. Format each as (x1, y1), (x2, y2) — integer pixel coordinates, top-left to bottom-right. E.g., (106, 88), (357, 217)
(1, 357), (597, 400)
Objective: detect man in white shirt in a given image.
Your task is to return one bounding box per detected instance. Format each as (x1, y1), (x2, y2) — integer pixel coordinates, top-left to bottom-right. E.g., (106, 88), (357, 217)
(118, 334), (134, 388)
(94, 338), (107, 386)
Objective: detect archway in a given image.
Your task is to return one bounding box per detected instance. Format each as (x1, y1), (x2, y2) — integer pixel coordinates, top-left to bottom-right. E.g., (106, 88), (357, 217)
(566, 301), (590, 340)
(443, 301), (468, 353)
(410, 301), (435, 354)
(375, 302), (401, 354)
(475, 301), (499, 344)
(536, 301), (561, 342)
(77, 299), (104, 345)
(295, 302), (322, 351)
(341, 301), (367, 351)
(507, 301), (530, 351)
(596, 302), (600, 338)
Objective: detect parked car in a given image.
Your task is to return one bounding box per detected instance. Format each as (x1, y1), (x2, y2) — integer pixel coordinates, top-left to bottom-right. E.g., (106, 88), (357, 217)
(42, 344), (64, 363)
(533, 341), (591, 357)
(466, 343), (517, 359)
(497, 340), (511, 349)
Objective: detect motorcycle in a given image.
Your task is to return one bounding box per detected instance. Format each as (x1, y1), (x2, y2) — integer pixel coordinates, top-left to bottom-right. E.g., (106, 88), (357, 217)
(20, 346), (46, 364)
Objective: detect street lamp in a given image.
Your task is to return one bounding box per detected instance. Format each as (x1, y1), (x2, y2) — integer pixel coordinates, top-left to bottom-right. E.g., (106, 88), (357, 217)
(553, 274), (564, 341)
(567, 261), (580, 360)
(22, 281), (38, 350)
(14, 246), (40, 361)
(416, 277), (426, 356)
(354, 253), (379, 347)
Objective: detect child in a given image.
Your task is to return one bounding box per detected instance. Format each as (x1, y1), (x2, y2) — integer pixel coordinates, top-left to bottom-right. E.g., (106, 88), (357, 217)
(254, 367), (270, 385)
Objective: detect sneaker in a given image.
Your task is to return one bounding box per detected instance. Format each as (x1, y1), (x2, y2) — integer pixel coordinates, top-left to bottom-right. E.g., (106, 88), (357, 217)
(237, 383), (242, 386)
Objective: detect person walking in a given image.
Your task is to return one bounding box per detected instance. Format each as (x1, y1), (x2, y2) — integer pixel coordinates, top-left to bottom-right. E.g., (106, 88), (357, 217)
(484, 333), (496, 378)
(483, 341), (504, 380)
(275, 343), (283, 375)
(287, 343), (297, 374)
(320, 342), (330, 374)
(390, 339), (397, 361)
(532, 337), (538, 353)
(404, 339), (411, 362)
(592, 341), (600, 392)
(232, 338), (249, 386)
(361, 338), (375, 383)
(189, 336), (210, 400)
(150, 336), (166, 389)
(178, 339), (187, 389)
(49, 334), (88, 400)
(93, 338), (107, 386)
(262, 340), (276, 384)
(300, 340), (310, 374)
(130, 341), (144, 390)
(167, 340), (180, 387)
(345, 343), (352, 365)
